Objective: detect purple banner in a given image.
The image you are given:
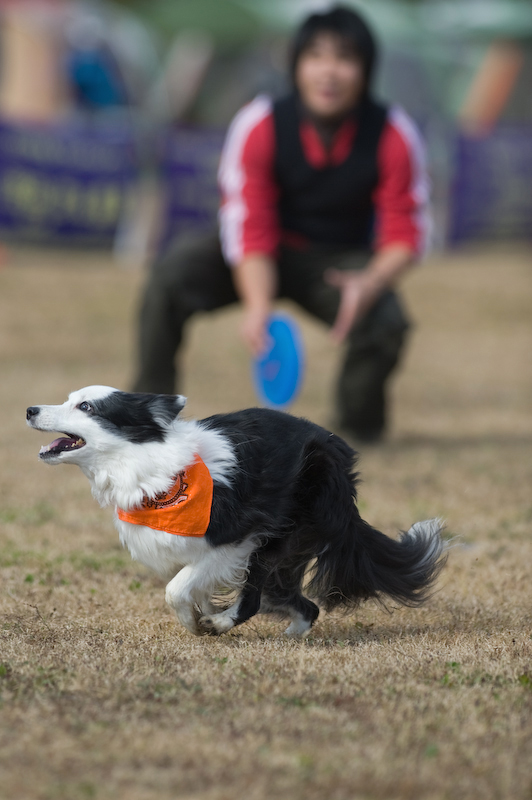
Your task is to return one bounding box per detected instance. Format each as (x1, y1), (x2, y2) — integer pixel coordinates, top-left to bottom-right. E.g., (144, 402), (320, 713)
(449, 126), (532, 244)
(6, 119), (528, 250)
(159, 126), (224, 247)
(0, 118), (138, 245)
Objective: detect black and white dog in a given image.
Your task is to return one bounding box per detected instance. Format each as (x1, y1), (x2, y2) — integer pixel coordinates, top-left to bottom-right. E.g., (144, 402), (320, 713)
(27, 386), (446, 637)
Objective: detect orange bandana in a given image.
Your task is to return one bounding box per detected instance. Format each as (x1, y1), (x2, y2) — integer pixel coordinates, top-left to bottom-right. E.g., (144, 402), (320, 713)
(117, 456), (213, 537)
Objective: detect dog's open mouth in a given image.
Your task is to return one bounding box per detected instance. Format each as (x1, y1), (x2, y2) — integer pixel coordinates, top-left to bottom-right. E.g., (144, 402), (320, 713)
(39, 433), (86, 458)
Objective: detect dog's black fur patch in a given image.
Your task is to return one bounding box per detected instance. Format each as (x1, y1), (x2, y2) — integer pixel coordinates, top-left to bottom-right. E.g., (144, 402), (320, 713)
(200, 408), (446, 624)
(90, 391), (184, 444)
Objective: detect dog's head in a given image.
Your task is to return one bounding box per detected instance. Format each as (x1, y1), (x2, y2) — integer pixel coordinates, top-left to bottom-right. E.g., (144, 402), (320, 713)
(26, 386), (187, 466)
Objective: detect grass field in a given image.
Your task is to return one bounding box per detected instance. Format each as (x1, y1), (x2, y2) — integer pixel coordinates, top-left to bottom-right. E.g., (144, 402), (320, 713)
(1, 244), (531, 800)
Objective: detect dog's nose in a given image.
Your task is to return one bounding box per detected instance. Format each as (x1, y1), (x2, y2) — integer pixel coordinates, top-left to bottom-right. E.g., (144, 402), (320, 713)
(26, 406), (40, 420)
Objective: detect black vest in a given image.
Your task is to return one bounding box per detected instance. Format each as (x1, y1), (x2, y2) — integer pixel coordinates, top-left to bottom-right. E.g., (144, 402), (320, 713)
(272, 94), (388, 247)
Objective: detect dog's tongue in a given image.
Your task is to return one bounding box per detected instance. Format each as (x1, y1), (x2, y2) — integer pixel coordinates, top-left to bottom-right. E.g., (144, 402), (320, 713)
(39, 434), (86, 458)
(50, 436), (76, 449)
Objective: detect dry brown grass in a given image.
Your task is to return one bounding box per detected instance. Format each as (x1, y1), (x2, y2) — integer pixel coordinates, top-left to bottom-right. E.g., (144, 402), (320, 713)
(1, 244), (531, 800)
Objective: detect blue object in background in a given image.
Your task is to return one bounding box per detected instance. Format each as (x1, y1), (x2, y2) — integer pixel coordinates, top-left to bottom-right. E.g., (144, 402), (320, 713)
(67, 48), (128, 109)
(253, 313), (305, 409)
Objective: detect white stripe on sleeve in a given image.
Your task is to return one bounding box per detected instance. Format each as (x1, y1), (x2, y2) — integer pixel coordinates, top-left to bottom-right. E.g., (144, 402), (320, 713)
(218, 95), (273, 265)
(388, 106), (432, 255)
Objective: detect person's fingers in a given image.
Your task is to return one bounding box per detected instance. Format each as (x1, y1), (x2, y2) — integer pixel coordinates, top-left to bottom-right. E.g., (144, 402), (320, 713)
(326, 270), (358, 341)
(327, 270), (380, 343)
(254, 328), (269, 357)
(330, 289), (360, 344)
(327, 271), (356, 343)
(243, 328), (262, 357)
(241, 315), (270, 357)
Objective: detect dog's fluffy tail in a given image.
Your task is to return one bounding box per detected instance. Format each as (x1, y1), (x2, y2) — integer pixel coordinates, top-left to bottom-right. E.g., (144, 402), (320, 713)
(307, 516), (447, 611)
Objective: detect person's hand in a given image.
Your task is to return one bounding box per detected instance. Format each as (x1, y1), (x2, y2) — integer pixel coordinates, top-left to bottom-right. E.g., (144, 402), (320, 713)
(325, 268), (384, 344)
(240, 305), (271, 357)
(232, 254), (277, 356)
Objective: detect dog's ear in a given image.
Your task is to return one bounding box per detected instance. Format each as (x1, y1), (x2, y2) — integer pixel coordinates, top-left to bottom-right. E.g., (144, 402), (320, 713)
(174, 394), (187, 415)
(151, 394), (186, 424)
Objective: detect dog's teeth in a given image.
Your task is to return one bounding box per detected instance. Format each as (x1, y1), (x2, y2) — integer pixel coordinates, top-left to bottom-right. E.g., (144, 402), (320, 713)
(39, 445), (50, 454)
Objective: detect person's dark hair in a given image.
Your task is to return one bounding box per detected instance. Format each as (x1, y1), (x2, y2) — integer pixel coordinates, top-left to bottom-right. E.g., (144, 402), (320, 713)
(290, 5), (378, 91)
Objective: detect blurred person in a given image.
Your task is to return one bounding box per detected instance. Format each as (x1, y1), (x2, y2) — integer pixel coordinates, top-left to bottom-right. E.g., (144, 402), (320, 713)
(133, 5), (429, 443)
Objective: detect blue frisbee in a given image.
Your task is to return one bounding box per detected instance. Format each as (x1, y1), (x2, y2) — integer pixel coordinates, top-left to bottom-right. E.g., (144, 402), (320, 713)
(253, 313), (305, 408)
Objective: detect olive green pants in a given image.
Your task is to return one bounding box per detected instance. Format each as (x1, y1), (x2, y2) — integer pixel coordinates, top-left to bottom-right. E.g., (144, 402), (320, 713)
(133, 232), (410, 439)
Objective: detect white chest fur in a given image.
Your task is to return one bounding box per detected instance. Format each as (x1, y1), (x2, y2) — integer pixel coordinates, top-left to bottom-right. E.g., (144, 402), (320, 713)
(114, 515), (213, 580)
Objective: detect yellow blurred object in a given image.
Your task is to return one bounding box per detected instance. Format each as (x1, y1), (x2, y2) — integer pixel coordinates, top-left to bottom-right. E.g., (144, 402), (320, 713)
(0, 1), (70, 122)
(459, 40), (524, 135)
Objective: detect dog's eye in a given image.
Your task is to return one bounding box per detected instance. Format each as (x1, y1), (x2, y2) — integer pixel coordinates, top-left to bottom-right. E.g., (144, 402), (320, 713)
(78, 402), (93, 413)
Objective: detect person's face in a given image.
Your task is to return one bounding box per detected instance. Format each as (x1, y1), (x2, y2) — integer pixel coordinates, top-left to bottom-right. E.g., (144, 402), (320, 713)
(295, 32), (365, 119)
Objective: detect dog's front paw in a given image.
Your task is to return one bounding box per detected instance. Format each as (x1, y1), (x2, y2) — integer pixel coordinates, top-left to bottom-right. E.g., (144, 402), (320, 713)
(198, 612), (235, 636)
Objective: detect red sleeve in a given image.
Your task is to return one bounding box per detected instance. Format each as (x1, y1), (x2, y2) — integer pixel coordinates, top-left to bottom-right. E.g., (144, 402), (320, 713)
(373, 107), (431, 256)
(218, 96), (280, 265)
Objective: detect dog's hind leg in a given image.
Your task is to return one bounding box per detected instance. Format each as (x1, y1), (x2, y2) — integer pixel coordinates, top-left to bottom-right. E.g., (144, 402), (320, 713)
(283, 599), (320, 637)
(260, 591), (319, 637)
(260, 562), (320, 637)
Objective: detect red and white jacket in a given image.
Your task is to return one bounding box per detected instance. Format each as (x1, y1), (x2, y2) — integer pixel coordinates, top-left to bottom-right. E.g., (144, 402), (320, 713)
(218, 94), (430, 266)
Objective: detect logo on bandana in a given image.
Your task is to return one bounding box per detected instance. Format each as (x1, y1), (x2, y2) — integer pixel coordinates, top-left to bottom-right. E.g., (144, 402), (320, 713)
(144, 472), (188, 509)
